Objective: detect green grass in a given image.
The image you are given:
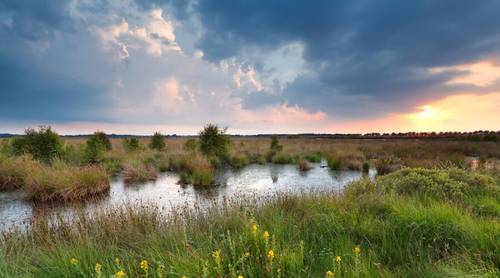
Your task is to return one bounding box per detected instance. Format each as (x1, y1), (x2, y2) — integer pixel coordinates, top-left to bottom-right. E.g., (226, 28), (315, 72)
(0, 168), (498, 277)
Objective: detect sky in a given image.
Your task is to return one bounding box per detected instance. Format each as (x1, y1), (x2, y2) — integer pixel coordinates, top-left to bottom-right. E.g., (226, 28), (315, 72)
(1, 0), (499, 135)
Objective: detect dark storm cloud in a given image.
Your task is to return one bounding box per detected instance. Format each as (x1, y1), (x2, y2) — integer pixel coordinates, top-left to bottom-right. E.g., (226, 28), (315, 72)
(0, 0), (111, 122)
(191, 0), (500, 116)
(0, 53), (109, 122)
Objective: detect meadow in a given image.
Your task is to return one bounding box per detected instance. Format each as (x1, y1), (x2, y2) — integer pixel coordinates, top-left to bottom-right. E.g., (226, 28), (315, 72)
(0, 126), (499, 277)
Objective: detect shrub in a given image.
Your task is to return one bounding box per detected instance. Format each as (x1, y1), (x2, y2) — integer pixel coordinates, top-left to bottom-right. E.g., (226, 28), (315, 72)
(267, 135), (283, 161)
(122, 162), (158, 184)
(84, 131), (112, 163)
(24, 162), (109, 202)
(123, 137), (141, 152)
(11, 126), (63, 163)
(184, 138), (198, 152)
(362, 161), (370, 173)
(198, 124), (230, 160)
(149, 132), (166, 151)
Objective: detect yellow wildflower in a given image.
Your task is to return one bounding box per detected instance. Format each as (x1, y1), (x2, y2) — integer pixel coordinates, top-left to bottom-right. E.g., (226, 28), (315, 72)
(251, 223), (258, 236)
(267, 250), (275, 260)
(326, 270), (334, 278)
(212, 250), (221, 260)
(335, 255), (342, 263)
(263, 231), (270, 241)
(114, 258), (121, 265)
(181, 275), (187, 278)
(244, 252), (250, 257)
(95, 262), (102, 273)
(70, 258), (78, 266)
(353, 246), (361, 256)
(238, 275), (244, 278)
(140, 260), (148, 271)
(116, 270), (125, 278)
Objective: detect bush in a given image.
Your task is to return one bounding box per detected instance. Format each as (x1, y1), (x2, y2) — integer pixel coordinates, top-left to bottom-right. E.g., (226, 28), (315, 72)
(362, 161), (370, 173)
(375, 156), (403, 175)
(149, 132), (166, 151)
(377, 168), (498, 201)
(11, 126), (63, 163)
(267, 135), (283, 161)
(184, 138), (198, 152)
(198, 124), (230, 160)
(123, 137), (141, 152)
(84, 131), (111, 163)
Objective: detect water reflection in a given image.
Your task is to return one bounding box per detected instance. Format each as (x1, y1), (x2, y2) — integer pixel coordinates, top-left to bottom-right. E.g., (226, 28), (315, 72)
(0, 162), (375, 232)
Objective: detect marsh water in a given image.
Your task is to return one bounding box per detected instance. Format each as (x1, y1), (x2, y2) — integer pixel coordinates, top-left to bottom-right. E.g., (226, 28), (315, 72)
(0, 161), (375, 232)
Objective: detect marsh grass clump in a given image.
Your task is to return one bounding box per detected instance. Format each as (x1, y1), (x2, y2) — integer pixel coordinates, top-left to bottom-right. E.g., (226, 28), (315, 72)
(122, 161), (158, 184)
(169, 154), (213, 186)
(327, 156), (341, 170)
(25, 161), (109, 202)
(230, 154), (250, 169)
(305, 152), (322, 163)
(0, 155), (38, 191)
(375, 156), (403, 175)
(297, 159), (312, 172)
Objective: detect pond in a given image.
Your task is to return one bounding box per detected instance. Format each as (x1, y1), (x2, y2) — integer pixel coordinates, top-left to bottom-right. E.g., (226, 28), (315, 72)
(0, 161), (376, 232)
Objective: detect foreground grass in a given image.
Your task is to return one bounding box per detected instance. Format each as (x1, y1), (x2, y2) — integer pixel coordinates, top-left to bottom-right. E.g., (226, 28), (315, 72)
(0, 168), (498, 277)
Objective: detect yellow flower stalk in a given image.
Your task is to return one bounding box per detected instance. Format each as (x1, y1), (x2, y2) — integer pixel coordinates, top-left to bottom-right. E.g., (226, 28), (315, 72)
(116, 270), (125, 278)
(140, 260), (148, 272)
(70, 258), (78, 266)
(326, 270), (334, 277)
(267, 250), (274, 260)
(95, 262), (102, 274)
(353, 246), (361, 256)
(335, 255), (342, 263)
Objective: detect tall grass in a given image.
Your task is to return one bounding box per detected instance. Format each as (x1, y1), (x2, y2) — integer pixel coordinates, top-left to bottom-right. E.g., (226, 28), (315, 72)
(24, 161), (110, 202)
(0, 154), (38, 191)
(0, 168), (498, 277)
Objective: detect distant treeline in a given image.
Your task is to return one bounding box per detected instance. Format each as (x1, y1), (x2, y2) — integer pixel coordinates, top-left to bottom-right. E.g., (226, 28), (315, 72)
(1, 130), (499, 141)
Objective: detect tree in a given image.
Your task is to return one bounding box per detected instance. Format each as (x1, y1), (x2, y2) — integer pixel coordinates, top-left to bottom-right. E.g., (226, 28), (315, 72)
(149, 132), (166, 151)
(198, 124), (230, 159)
(84, 131), (111, 163)
(11, 126), (63, 163)
(123, 137), (141, 152)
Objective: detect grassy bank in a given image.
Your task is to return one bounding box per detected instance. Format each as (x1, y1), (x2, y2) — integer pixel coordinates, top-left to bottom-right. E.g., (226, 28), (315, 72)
(0, 168), (498, 277)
